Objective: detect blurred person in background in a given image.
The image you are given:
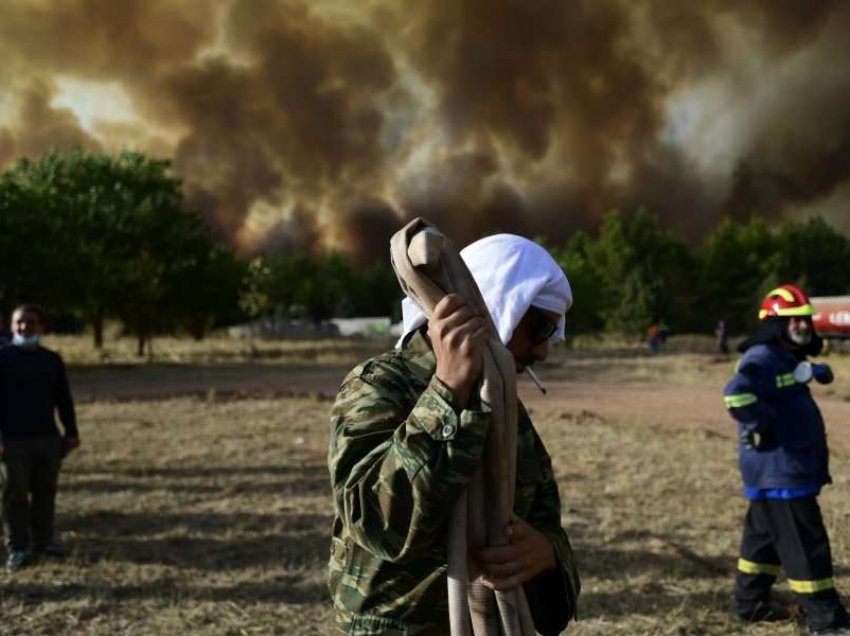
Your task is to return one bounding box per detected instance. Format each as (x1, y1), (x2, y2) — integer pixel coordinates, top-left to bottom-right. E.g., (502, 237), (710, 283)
(647, 317), (670, 354)
(723, 285), (850, 635)
(715, 318), (730, 354)
(327, 234), (580, 635)
(0, 304), (80, 572)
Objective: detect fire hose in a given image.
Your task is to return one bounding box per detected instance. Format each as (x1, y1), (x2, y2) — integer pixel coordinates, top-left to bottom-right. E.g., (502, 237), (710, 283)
(390, 218), (536, 636)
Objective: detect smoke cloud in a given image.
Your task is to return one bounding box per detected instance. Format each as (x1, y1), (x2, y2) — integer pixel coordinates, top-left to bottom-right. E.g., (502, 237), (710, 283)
(0, 0), (848, 261)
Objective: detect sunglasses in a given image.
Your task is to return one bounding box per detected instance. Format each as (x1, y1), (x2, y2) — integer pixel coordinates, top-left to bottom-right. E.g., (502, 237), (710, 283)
(526, 306), (560, 345)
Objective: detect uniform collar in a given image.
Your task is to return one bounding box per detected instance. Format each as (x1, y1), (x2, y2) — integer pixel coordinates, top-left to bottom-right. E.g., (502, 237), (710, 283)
(400, 328), (437, 380)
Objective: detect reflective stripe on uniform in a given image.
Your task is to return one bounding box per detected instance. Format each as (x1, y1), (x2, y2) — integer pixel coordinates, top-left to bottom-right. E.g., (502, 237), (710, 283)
(776, 373), (795, 388)
(738, 558), (781, 576)
(788, 577), (835, 594)
(725, 393), (758, 408)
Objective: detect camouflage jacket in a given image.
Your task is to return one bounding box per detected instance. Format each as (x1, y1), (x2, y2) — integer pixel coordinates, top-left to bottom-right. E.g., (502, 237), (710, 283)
(328, 330), (580, 635)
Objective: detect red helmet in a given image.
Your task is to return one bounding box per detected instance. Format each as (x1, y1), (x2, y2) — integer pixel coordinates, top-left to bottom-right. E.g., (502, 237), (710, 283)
(758, 284), (814, 320)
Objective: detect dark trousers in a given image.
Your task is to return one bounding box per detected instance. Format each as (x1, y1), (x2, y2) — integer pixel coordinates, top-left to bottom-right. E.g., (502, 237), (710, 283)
(1, 436), (63, 552)
(735, 496), (850, 631)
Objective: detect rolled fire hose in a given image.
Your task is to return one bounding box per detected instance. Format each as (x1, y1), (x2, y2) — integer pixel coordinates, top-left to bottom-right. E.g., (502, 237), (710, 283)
(390, 218), (536, 636)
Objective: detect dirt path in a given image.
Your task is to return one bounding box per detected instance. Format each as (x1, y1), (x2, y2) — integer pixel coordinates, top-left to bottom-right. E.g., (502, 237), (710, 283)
(68, 362), (850, 453)
(69, 363), (352, 402)
(520, 378), (850, 454)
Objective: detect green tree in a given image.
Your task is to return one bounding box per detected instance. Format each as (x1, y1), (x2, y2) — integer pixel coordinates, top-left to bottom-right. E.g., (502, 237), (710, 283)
(262, 251), (400, 324)
(0, 149), (241, 351)
(173, 246), (246, 339)
(776, 216), (850, 296)
(589, 209), (694, 337)
(346, 261), (401, 319)
(0, 167), (59, 314)
(293, 252), (354, 323)
(696, 217), (780, 333)
(239, 258), (273, 322)
(549, 231), (604, 336)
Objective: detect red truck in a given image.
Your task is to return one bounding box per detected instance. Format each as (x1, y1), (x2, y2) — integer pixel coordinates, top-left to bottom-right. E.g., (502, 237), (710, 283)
(811, 296), (850, 339)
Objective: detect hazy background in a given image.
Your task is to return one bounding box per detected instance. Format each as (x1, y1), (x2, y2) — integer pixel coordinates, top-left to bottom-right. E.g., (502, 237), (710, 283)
(2, 0), (849, 263)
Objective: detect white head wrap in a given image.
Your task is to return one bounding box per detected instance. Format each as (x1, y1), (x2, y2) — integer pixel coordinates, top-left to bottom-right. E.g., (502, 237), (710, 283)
(399, 233), (573, 346)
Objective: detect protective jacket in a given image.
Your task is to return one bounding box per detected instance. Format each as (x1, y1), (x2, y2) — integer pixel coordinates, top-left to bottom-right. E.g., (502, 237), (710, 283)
(724, 342), (830, 491)
(328, 330), (580, 635)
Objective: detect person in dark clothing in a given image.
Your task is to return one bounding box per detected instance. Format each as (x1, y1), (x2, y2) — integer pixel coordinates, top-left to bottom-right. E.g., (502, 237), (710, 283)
(724, 285), (850, 636)
(715, 319), (730, 354)
(0, 304), (80, 572)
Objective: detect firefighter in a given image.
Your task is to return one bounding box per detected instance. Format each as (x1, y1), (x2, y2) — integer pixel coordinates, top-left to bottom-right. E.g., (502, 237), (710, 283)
(724, 284), (850, 635)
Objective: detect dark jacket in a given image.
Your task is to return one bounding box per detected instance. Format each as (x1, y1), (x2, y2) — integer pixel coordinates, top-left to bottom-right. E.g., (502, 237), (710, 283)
(724, 341), (829, 490)
(0, 345), (77, 440)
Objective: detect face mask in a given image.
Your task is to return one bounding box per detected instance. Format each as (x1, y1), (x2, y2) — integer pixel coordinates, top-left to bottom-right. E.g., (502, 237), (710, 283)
(12, 333), (40, 347)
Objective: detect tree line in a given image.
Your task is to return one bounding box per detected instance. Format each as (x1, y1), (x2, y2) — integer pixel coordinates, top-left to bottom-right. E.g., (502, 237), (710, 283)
(1, 149), (848, 350)
(0, 149), (401, 353)
(551, 209), (850, 338)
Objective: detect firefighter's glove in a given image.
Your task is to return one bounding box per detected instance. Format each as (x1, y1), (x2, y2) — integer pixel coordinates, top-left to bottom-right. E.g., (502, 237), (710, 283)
(742, 426), (771, 451)
(813, 363), (834, 385)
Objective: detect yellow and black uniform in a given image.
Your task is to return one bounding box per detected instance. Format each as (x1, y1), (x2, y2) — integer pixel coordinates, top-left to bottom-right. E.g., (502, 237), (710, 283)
(725, 315), (849, 633)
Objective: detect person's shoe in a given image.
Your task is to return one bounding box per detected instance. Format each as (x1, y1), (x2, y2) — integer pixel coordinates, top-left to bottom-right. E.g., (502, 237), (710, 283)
(736, 600), (792, 623)
(33, 542), (69, 559)
(5, 550), (30, 572)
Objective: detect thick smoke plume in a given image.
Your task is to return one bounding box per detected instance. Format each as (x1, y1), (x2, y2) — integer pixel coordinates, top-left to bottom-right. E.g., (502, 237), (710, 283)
(1, 0), (849, 262)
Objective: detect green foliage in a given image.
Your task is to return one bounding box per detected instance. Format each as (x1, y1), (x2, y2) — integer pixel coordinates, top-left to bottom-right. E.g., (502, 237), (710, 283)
(261, 251), (401, 323)
(696, 217), (780, 333)
(0, 149), (244, 351)
(172, 246), (246, 340)
(586, 209), (694, 338)
(2, 147), (849, 345)
(239, 258), (273, 320)
(549, 231), (604, 335)
(555, 210), (850, 339)
(776, 217), (850, 296)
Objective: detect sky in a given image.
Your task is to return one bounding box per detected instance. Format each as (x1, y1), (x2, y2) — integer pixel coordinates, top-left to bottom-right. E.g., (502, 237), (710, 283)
(1, 0), (848, 262)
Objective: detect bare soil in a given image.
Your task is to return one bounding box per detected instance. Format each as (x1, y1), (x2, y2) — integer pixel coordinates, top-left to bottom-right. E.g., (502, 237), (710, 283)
(2, 347), (848, 635)
(67, 355), (850, 453)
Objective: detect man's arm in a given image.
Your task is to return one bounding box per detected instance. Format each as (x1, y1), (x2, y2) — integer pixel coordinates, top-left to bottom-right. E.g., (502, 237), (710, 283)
(475, 425), (579, 635)
(330, 294), (493, 562)
(54, 355), (80, 452)
(724, 354), (776, 448)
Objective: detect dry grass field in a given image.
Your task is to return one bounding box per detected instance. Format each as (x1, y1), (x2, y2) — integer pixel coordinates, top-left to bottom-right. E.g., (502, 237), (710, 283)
(3, 334), (850, 635)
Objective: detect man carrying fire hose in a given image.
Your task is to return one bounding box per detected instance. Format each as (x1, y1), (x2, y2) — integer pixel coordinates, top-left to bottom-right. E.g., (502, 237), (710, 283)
(724, 284), (850, 635)
(327, 233), (580, 634)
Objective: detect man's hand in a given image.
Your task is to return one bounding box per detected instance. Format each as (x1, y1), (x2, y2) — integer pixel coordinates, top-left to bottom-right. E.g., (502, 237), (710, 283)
(813, 363), (834, 385)
(475, 516), (557, 591)
(742, 426), (771, 451)
(428, 294), (492, 408)
(64, 436), (81, 455)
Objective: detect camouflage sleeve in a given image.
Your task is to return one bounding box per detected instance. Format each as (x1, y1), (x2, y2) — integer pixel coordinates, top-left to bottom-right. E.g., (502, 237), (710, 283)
(329, 362), (491, 563)
(522, 425), (580, 634)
